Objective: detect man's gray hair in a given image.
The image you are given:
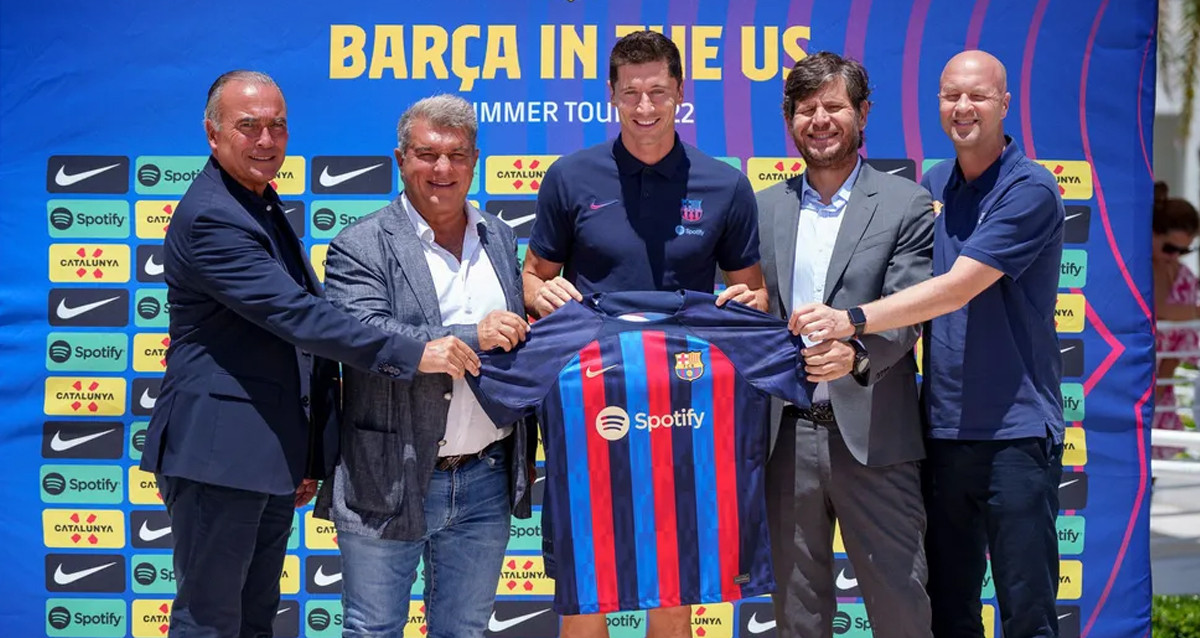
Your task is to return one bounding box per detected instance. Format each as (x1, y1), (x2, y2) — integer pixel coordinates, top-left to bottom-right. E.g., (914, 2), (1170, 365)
(396, 94), (478, 153)
(204, 70), (280, 129)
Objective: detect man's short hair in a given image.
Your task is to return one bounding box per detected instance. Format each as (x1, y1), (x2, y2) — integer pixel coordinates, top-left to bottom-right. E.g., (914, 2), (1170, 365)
(782, 52), (872, 124)
(205, 70), (280, 129)
(608, 30), (683, 89)
(396, 94), (478, 154)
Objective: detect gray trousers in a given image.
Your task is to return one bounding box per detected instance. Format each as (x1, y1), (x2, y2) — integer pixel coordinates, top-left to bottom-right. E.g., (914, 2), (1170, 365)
(766, 415), (932, 638)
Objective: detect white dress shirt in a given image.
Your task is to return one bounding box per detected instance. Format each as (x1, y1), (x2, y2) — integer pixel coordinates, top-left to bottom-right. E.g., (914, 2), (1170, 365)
(791, 159), (862, 403)
(402, 194), (512, 455)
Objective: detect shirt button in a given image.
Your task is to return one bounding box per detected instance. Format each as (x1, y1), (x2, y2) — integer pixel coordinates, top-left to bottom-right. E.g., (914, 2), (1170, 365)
(443, 392), (452, 400)
(438, 439), (447, 447)
(300, 396), (310, 407)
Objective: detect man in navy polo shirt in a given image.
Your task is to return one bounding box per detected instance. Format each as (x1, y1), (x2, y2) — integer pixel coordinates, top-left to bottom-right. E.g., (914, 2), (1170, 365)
(793, 50), (1065, 637)
(522, 30), (766, 638)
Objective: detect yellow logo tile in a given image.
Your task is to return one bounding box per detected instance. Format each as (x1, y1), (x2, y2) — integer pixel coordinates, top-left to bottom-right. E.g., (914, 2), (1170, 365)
(44, 376), (126, 416)
(404, 601), (427, 638)
(135, 201), (178, 239)
(132, 599), (172, 637)
(49, 243), (130, 283)
(311, 244), (329, 283)
(280, 555), (300, 594)
(983, 604), (996, 638)
(496, 555), (554, 596)
(690, 602), (733, 638)
(1034, 160), (1093, 200)
(128, 466), (162, 505)
(133, 333), (170, 372)
(1055, 294), (1086, 333)
(1063, 427), (1088, 466)
(1057, 560), (1083, 599)
(43, 509), (125, 548)
(746, 157), (806, 191)
(833, 519), (845, 553)
(271, 156), (307, 195)
(305, 511), (339, 549)
(485, 155), (559, 194)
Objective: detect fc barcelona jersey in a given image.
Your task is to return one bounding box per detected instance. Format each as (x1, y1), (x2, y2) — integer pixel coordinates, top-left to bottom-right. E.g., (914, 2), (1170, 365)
(469, 290), (812, 614)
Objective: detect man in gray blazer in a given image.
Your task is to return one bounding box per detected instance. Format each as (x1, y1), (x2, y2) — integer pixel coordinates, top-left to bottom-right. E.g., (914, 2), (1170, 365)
(757, 53), (935, 638)
(314, 94), (536, 638)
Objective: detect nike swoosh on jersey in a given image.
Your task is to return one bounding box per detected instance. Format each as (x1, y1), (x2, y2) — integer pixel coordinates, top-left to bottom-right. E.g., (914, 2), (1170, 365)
(318, 164), (382, 188)
(139, 389), (157, 410)
(144, 255), (164, 276)
(1059, 479), (1080, 489)
(584, 364), (619, 378)
(497, 212), (537, 228)
(835, 569), (858, 590)
(747, 613), (776, 634)
(50, 428), (116, 452)
(589, 199), (619, 210)
(139, 520), (172, 541)
(312, 565), (343, 587)
(56, 296), (120, 320)
(53, 561), (117, 585)
(488, 609), (550, 632)
(55, 163), (121, 187)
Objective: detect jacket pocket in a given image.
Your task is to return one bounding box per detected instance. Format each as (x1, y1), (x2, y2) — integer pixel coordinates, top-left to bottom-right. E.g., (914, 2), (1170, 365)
(341, 428), (404, 515)
(208, 372), (281, 407)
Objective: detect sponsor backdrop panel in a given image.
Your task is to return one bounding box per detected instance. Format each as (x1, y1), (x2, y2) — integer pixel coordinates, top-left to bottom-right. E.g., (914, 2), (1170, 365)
(0, 1), (1153, 636)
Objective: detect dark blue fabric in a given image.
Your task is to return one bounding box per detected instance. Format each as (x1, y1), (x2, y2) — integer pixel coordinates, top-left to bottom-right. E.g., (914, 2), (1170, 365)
(528, 135), (759, 295)
(920, 140), (1066, 442)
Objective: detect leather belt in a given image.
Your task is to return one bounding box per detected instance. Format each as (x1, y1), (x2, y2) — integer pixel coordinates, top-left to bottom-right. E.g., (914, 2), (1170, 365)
(435, 439), (503, 472)
(783, 401), (837, 426)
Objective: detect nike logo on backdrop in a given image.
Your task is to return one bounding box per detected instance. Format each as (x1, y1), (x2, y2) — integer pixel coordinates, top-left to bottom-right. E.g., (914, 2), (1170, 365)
(1060, 346), (1076, 354)
(835, 569), (858, 590)
(138, 520), (171, 542)
(497, 211), (537, 228)
(1064, 212), (1085, 222)
(312, 565), (342, 587)
(488, 609), (550, 632)
(55, 164), (121, 187)
(886, 167), (907, 175)
(584, 364), (619, 378)
(143, 255), (164, 276)
(53, 561), (117, 585)
(139, 389), (157, 410)
(747, 613), (776, 634)
(1059, 479), (1080, 489)
(56, 296), (120, 320)
(50, 428), (115, 452)
(318, 164), (381, 188)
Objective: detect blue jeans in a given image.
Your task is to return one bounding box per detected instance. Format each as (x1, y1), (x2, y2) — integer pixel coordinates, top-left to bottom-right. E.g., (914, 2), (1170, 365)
(339, 443), (511, 638)
(922, 436), (1064, 638)
(156, 475), (294, 638)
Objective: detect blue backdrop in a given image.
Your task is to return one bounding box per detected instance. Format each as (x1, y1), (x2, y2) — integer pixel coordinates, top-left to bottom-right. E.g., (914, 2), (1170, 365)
(0, 1), (1155, 636)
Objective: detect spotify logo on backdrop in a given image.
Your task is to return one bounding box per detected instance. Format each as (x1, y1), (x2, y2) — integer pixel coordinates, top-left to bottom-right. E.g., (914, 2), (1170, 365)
(43, 472), (67, 495)
(313, 208), (337, 232)
(137, 296), (161, 320)
(50, 207), (74, 230)
(137, 164), (161, 187)
(48, 340), (72, 364)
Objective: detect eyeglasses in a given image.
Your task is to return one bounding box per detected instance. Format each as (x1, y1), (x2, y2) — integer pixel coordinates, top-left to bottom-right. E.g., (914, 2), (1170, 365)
(1162, 242), (1195, 256)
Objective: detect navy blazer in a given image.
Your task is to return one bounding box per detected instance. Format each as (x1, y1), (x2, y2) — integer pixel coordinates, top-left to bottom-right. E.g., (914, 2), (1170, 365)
(140, 158), (425, 495)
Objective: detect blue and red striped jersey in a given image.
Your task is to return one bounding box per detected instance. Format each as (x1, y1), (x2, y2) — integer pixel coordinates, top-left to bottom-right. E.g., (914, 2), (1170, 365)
(470, 290), (813, 614)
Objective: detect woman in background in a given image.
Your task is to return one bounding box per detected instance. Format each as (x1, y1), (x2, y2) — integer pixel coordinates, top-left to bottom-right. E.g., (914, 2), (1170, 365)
(1153, 184), (1200, 459)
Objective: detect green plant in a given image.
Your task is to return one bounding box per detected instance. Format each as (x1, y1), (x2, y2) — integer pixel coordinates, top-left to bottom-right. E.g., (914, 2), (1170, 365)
(1159, 0), (1200, 138)
(1153, 595), (1200, 637)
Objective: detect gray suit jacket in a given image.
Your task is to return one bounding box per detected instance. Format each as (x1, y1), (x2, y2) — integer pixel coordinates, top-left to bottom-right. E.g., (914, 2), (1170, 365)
(314, 196), (535, 540)
(758, 162), (934, 466)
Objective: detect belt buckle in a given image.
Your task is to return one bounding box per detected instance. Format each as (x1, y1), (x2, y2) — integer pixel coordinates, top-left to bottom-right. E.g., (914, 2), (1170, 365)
(436, 454), (466, 472)
(807, 402), (836, 425)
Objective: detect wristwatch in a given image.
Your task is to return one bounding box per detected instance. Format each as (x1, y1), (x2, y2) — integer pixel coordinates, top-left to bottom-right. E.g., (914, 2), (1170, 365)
(850, 339), (871, 382)
(846, 307), (868, 337)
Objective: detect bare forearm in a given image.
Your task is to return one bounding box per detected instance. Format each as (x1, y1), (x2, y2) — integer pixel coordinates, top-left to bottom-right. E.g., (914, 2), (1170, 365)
(862, 274), (970, 334)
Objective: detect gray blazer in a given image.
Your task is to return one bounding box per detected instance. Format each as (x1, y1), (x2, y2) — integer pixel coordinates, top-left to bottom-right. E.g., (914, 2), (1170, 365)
(758, 162), (934, 466)
(314, 196), (535, 540)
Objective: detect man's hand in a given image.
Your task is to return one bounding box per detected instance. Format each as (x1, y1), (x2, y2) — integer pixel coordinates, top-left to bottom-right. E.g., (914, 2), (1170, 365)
(715, 284), (766, 311)
(531, 276), (582, 317)
(294, 479), (318, 508)
(478, 310), (530, 352)
(418, 335), (481, 379)
(801, 339), (856, 383)
(791, 303), (855, 341)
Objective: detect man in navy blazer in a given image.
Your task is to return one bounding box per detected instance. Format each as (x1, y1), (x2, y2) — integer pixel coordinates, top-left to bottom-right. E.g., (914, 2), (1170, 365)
(139, 70), (481, 638)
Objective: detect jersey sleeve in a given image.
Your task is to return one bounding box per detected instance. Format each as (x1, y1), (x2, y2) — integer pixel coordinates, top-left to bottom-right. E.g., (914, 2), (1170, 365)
(715, 173), (762, 272)
(527, 161), (574, 264)
(682, 297), (812, 407)
(468, 301), (604, 425)
(960, 178), (1064, 280)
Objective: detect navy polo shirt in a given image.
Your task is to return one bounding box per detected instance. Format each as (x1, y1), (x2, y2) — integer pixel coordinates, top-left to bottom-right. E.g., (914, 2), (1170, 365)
(529, 134), (759, 295)
(920, 139), (1066, 442)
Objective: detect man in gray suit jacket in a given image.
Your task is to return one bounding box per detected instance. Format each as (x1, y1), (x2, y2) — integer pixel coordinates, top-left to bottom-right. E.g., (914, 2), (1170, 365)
(757, 53), (935, 638)
(314, 94), (536, 638)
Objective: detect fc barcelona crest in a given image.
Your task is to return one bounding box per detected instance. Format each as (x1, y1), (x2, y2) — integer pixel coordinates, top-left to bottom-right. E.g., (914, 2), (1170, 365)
(680, 198), (703, 223)
(674, 351), (705, 381)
